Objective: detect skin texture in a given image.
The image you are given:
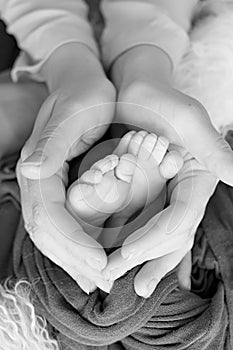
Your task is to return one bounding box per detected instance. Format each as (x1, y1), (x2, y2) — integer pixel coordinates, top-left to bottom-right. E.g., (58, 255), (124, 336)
(16, 2), (233, 297)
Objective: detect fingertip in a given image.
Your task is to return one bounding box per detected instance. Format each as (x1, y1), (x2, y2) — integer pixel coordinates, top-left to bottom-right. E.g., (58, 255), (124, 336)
(76, 275), (92, 295)
(177, 251), (192, 291)
(20, 154), (61, 179)
(135, 278), (159, 299)
(179, 279), (191, 291)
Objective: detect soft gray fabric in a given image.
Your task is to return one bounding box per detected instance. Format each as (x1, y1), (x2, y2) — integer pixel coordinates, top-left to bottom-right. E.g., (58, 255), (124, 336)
(0, 133), (231, 349)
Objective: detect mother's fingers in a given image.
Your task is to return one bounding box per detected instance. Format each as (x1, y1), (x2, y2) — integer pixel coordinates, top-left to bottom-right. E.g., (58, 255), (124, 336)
(171, 94), (233, 185)
(134, 247), (193, 298)
(103, 156), (218, 283)
(21, 88), (115, 180)
(16, 159), (108, 286)
(103, 210), (189, 282)
(121, 156), (218, 260)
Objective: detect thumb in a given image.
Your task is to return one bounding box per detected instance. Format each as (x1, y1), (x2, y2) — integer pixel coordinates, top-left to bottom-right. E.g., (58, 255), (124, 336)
(191, 126), (233, 186)
(20, 103), (108, 180)
(20, 93), (60, 178)
(177, 100), (233, 186)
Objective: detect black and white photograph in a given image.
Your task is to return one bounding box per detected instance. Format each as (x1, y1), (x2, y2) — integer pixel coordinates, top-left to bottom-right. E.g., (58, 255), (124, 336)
(0, 1), (233, 349)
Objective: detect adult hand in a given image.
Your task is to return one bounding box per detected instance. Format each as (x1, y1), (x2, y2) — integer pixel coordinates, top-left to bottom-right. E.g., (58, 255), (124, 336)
(103, 150), (218, 297)
(18, 44), (116, 293)
(102, 77), (231, 297)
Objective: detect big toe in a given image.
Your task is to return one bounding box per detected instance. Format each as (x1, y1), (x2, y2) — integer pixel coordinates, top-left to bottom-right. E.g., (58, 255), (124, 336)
(159, 150), (184, 179)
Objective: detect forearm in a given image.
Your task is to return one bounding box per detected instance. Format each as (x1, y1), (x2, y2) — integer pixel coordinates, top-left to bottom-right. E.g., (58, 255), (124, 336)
(40, 42), (107, 93)
(101, 0), (196, 77)
(108, 0), (199, 90)
(111, 45), (172, 91)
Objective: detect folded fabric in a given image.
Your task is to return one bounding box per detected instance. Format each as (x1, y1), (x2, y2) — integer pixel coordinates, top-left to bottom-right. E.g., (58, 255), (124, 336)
(1, 133), (233, 349)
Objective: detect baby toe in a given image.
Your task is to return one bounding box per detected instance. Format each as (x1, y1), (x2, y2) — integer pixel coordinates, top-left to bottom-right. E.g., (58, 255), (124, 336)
(115, 153), (137, 183)
(91, 154), (119, 174)
(128, 131), (148, 157)
(159, 150), (184, 179)
(150, 136), (169, 165)
(138, 133), (158, 161)
(113, 130), (136, 156)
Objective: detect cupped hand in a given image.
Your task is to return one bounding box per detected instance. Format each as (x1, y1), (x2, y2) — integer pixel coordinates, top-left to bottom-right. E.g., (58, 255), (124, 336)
(16, 158), (111, 293)
(103, 152), (218, 297)
(18, 69), (116, 293)
(116, 81), (233, 184)
(102, 80), (231, 297)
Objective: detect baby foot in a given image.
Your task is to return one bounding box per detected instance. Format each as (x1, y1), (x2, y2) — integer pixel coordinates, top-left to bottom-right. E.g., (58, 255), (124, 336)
(66, 130), (183, 248)
(111, 130), (184, 220)
(66, 153), (137, 231)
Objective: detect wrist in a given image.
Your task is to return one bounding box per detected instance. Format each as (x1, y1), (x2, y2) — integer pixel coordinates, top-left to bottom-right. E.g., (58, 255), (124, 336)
(111, 45), (172, 91)
(40, 42), (105, 92)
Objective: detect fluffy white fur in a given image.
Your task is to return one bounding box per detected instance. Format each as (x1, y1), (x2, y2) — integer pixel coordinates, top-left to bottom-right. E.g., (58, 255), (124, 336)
(174, 0), (233, 134)
(0, 280), (60, 350)
(1, 1), (233, 348)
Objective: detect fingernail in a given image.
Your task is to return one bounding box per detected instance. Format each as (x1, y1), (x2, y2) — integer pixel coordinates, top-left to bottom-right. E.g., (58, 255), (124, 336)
(143, 279), (159, 298)
(89, 282), (97, 293)
(22, 151), (47, 166)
